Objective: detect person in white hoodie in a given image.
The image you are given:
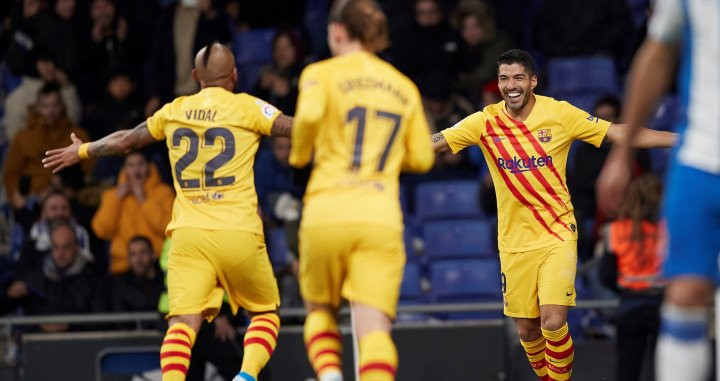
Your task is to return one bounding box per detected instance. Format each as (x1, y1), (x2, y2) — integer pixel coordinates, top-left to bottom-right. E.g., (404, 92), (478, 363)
(2, 48), (81, 141)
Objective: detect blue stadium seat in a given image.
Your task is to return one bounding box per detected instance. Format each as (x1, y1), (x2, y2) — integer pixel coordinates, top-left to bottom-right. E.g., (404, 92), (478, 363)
(429, 259), (502, 302)
(233, 28), (276, 65)
(423, 219), (495, 260)
(650, 96), (678, 131)
(237, 63), (266, 93)
(552, 93), (602, 114)
(547, 56), (618, 95)
(400, 262), (423, 301)
(266, 228), (290, 271)
(415, 181), (482, 220)
(95, 346), (160, 380)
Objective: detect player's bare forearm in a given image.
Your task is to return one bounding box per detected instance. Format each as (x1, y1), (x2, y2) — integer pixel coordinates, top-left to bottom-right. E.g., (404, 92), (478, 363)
(89, 122), (156, 157)
(43, 122), (156, 173)
(270, 115), (293, 137)
(619, 39), (678, 151)
(432, 132), (450, 153)
(605, 124), (677, 149)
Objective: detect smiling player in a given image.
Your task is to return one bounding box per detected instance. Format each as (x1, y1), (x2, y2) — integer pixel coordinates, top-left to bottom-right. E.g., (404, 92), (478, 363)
(432, 49), (675, 380)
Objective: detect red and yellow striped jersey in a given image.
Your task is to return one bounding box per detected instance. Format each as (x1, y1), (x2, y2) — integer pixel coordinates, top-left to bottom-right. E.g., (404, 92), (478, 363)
(442, 95), (610, 252)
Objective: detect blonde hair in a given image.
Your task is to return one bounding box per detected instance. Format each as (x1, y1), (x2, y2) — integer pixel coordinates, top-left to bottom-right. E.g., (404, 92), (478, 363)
(329, 0), (389, 52)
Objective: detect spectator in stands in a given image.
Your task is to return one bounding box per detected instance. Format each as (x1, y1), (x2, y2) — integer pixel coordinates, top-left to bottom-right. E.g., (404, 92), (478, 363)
(569, 95), (619, 252)
(146, 0), (231, 114)
(37, 0), (84, 78)
(78, 0), (137, 101)
(16, 190), (95, 278)
(452, 0), (512, 105)
(390, 0), (459, 84)
(83, 69), (144, 180)
(111, 235), (163, 315)
(599, 174), (665, 381)
(417, 72), (478, 181)
(534, 0), (634, 63)
(255, 136), (303, 234)
(2, 48), (81, 140)
(1, 220), (107, 330)
(251, 29), (307, 115)
(3, 83), (91, 214)
(92, 152), (173, 274)
(2, 0), (51, 75)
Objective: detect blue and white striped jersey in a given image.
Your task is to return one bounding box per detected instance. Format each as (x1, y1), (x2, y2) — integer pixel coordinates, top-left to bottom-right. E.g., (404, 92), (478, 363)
(649, 0), (720, 174)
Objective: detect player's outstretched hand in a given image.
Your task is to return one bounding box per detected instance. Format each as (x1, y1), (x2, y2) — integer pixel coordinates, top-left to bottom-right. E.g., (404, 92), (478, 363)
(42, 133), (84, 174)
(596, 146), (632, 217)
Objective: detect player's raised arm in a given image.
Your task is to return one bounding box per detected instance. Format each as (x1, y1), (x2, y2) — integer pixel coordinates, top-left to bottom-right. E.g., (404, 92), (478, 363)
(597, 38), (679, 215)
(270, 114), (293, 138)
(604, 122), (678, 148)
(431, 132), (451, 153)
(42, 122), (157, 173)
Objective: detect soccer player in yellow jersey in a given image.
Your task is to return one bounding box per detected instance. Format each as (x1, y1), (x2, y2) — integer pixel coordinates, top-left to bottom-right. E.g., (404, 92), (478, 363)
(43, 43), (293, 381)
(288, 1), (434, 380)
(432, 49), (676, 381)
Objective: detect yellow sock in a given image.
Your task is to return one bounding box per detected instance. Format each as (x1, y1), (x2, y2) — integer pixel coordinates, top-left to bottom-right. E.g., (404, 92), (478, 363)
(160, 322), (197, 381)
(304, 310), (343, 379)
(521, 336), (548, 379)
(240, 312), (280, 378)
(358, 331), (397, 381)
(542, 323), (574, 381)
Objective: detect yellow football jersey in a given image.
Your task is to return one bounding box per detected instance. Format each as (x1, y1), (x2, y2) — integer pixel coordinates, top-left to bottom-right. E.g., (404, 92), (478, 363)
(290, 51), (434, 229)
(442, 95), (610, 252)
(146, 87), (281, 234)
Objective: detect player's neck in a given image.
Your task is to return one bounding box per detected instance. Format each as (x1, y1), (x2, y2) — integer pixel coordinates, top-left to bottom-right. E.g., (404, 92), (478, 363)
(504, 94), (536, 121)
(333, 41), (366, 57)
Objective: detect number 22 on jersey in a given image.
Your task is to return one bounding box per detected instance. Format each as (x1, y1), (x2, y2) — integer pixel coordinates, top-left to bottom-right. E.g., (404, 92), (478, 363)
(346, 106), (402, 172)
(172, 127), (236, 190)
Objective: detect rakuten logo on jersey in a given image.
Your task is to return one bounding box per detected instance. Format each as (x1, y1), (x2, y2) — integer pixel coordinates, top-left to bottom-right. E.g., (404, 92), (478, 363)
(496, 155), (553, 173)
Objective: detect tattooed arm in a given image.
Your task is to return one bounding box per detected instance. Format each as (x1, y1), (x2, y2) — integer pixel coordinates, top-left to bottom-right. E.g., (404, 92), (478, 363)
(43, 122), (157, 173)
(432, 132), (451, 153)
(270, 115), (293, 137)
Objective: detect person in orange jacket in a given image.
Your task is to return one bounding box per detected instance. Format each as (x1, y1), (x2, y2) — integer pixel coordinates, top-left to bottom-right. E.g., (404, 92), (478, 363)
(92, 151), (173, 274)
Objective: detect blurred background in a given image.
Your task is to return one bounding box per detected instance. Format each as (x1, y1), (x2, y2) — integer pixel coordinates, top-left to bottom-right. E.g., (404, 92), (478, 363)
(0, 0), (678, 380)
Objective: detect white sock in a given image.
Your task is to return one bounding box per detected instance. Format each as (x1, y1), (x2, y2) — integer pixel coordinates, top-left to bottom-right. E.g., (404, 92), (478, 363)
(656, 304), (710, 381)
(319, 369), (343, 381)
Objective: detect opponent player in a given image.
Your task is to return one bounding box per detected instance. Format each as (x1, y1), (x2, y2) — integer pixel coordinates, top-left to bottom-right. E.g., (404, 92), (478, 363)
(432, 49), (676, 380)
(43, 43), (292, 381)
(288, 1), (434, 380)
(597, 0), (720, 379)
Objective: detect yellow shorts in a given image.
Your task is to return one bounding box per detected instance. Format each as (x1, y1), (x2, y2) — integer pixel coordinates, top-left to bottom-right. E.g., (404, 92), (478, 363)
(500, 240), (577, 318)
(167, 228), (280, 321)
(299, 225), (405, 319)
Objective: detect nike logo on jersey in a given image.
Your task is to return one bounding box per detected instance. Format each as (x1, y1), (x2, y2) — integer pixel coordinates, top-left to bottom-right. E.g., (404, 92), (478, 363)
(492, 136), (507, 142)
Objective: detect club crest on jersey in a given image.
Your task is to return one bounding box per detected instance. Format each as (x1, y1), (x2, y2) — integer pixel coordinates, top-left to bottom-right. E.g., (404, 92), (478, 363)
(537, 128), (552, 143)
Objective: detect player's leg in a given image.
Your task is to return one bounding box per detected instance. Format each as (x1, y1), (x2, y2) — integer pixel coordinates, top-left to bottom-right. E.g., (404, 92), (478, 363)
(344, 226), (404, 381)
(162, 228), (225, 381)
(501, 249), (547, 380)
(299, 226), (345, 381)
(655, 165), (720, 381)
(212, 231), (281, 381)
(351, 302), (396, 381)
(304, 302), (343, 381)
(537, 241), (577, 381)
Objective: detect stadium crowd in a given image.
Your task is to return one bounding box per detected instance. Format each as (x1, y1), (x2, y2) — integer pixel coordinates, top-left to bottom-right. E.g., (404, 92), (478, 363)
(0, 0), (669, 379)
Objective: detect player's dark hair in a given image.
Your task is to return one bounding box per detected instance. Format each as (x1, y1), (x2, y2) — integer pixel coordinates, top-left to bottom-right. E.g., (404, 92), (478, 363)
(329, 0), (389, 53)
(497, 49), (537, 76)
(128, 235), (153, 252)
(202, 42), (218, 67)
(619, 173), (663, 242)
